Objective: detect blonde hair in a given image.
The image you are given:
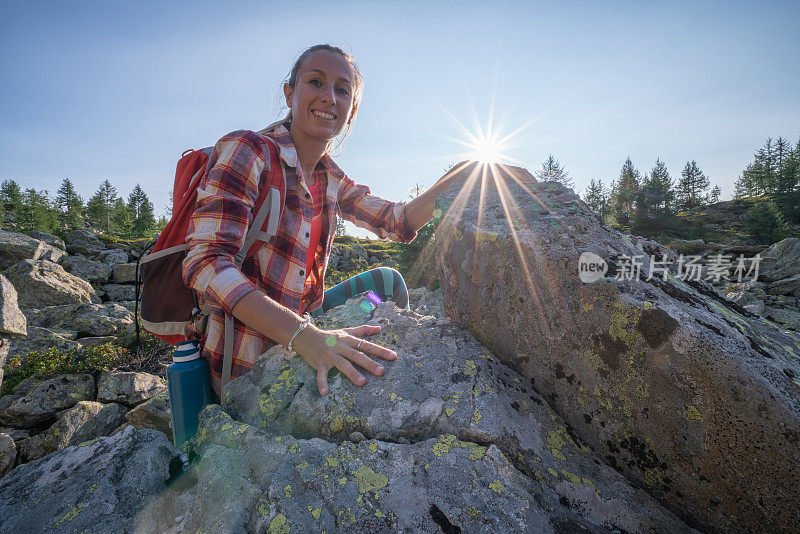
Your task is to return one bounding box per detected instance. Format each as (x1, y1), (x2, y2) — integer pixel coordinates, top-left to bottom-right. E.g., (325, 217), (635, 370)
(260, 44), (363, 155)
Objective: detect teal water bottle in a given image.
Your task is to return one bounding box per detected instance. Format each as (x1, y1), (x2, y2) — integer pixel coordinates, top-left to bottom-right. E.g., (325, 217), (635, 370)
(167, 339), (213, 446)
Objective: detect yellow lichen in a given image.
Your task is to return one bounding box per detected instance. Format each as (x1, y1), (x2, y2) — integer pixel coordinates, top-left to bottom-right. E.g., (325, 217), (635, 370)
(387, 392), (403, 403)
(354, 466), (389, 493)
(471, 408), (483, 425)
(463, 360), (477, 376)
(488, 480), (505, 493)
(329, 415), (344, 433)
(445, 407), (456, 417)
(268, 513), (289, 534)
(308, 506), (322, 520)
(367, 442), (378, 453)
(284, 485), (292, 498)
(54, 502), (84, 527)
(686, 405), (704, 422)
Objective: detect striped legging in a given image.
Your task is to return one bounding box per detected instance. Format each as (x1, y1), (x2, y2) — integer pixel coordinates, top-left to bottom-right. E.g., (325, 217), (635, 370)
(310, 267), (410, 319)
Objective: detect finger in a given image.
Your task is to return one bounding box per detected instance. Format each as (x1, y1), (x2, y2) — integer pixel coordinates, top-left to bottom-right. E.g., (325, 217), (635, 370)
(350, 338), (397, 361)
(316, 366), (330, 396)
(332, 354), (367, 387)
(340, 344), (386, 376)
(343, 325), (381, 337)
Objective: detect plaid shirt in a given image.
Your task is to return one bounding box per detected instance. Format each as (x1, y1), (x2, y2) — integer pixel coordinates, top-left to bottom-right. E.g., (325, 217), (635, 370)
(182, 124), (417, 395)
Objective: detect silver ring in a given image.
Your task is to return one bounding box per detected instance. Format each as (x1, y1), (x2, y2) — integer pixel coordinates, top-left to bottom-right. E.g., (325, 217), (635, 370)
(356, 339), (364, 350)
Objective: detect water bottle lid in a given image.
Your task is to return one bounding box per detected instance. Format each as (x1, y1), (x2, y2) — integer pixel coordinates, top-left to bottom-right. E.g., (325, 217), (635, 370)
(173, 339), (200, 362)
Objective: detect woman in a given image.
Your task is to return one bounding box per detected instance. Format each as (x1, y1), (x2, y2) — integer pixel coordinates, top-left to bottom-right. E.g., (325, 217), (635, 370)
(182, 44), (472, 399)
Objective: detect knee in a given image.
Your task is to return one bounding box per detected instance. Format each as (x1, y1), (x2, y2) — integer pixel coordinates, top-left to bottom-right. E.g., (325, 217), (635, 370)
(373, 267), (407, 287)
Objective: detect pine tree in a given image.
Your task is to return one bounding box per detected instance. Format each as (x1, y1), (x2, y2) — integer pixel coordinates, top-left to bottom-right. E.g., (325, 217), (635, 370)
(0, 179), (22, 212)
(18, 189), (58, 233)
(774, 138), (800, 222)
(608, 157), (640, 229)
(744, 198), (786, 244)
(535, 155), (573, 188)
(675, 160), (710, 209)
(583, 179), (608, 219)
(335, 217), (348, 237)
(110, 197), (132, 238)
(709, 185), (721, 204)
(87, 180), (118, 232)
(126, 184), (156, 238)
(643, 159), (675, 214)
(55, 178), (84, 231)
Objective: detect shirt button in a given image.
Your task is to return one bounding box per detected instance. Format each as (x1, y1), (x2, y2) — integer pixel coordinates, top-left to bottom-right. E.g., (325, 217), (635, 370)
(305, 232), (310, 238)
(299, 270), (304, 276)
(305, 193), (310, 199)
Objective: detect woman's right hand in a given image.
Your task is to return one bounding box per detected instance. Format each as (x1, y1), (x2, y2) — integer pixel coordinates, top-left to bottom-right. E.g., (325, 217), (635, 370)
(291, 323), (396, 396)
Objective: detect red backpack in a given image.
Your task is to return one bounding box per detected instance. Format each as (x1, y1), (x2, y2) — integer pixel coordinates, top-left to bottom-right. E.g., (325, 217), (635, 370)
(136, 135), (286, 347)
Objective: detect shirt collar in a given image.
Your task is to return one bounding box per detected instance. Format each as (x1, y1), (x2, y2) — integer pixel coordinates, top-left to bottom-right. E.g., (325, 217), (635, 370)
(270, 124), (346, 182)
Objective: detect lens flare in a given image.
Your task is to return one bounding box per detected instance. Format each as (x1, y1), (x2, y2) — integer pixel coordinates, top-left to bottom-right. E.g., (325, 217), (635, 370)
(365, 291), (383, 306)
(467, 134), (506, 164)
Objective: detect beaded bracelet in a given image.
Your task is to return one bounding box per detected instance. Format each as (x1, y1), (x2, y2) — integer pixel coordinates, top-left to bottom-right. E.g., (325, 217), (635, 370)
(287, 314), (312, 352)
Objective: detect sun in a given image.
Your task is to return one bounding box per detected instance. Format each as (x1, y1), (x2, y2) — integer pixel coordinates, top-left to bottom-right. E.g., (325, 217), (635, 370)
(467, 134), (506, 164)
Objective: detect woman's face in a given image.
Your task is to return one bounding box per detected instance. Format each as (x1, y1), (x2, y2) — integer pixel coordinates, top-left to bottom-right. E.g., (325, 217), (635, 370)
(284, 50), (354, 146)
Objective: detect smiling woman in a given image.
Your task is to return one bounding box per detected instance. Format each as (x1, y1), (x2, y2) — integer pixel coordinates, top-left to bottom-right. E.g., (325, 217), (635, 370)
(180, 44), (473, 401)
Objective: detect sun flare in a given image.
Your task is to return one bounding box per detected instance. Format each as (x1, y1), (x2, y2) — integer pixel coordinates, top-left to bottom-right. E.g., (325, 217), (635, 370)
(467, 134), (506, 164)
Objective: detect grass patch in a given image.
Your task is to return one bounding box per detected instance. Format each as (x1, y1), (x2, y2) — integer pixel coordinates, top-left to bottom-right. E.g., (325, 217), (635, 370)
(1, 343), (128, 397)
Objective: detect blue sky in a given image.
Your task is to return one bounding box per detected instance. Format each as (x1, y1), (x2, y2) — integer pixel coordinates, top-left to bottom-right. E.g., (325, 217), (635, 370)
(2, 0), (798, 237)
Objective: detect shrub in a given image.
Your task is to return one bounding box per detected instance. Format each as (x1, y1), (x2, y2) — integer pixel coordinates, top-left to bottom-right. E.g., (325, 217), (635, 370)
(744, 198), (786, 244)
(1, 343), (128, 397)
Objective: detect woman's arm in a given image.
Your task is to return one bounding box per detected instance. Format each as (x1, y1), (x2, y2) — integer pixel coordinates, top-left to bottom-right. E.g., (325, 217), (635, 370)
(231, 290), (396, 396)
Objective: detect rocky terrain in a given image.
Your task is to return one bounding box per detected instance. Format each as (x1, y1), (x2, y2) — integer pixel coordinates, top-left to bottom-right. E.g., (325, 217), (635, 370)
(0, 170), (798, 532)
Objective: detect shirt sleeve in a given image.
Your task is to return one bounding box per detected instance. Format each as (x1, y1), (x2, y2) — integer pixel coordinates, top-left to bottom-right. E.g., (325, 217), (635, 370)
(337, 175), (418, 243)
(181, 130), (267, 315)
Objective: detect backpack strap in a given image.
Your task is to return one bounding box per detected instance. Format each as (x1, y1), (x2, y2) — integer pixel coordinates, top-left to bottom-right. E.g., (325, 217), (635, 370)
(220, 135), (285, 405)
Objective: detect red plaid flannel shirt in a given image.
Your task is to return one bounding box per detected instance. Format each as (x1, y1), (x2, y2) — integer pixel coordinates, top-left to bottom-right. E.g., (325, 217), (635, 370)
(182, 124), (417, 395)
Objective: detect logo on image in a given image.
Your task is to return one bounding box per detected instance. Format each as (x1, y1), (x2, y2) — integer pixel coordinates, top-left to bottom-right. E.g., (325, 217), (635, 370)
(578, 252), (608, 283)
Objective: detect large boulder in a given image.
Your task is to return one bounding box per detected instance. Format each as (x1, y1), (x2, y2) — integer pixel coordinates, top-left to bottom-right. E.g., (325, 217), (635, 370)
(0, 274), (26, 336)
(5, 326), (80, 362)
(64, 229), (105, 257)
(124, 389), (171, 438)
(100, 283), (136, 302)
(60, 254), (112, 284)
(0, 374), (96, 428)
(138, 402), (692, 533)
(0, 433), (15, 478)
(3, 259), (99, 309)
(0, 230), (66, 271)
(0, 426), (181, 533)
(19, 401), (128, 461)
(26, 302), (134, 337)
(111, 262), (137, 284)
(758, 237), (800, 283)
(27, 231), (65, 250)
(215, 298), (689, 532)
(97, 248), (128, 265)
(0, 338), (8, 392)
(433, 166), (800, 533)
(97, 371), (166, 407)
